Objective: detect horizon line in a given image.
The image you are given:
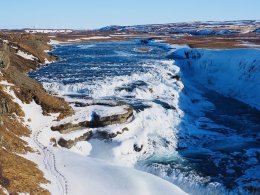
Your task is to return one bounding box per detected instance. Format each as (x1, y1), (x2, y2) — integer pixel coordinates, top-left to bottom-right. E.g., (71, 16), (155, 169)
(0, 19), (259, 30)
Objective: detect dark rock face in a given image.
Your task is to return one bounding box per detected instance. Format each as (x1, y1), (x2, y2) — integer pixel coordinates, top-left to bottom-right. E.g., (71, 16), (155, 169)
(89, 107), (133, 127)
(94, 127), (130, 140)
(58, 138), (75, 149)
(0, 99), (10, 114)
(133, 144), (143, 152)
(94, 130), (111, 140)
(184, 50), (201, 59)
(140, 39), (149, 44)
(58, 131), (93, 149)
(0, 60), (4, 68)
(51, 121), (89, 134)
(0, 91), (24, 116)
(0, 43), (10, 70)
(58, 126), (131, 149)
(171, 75), (181, 81)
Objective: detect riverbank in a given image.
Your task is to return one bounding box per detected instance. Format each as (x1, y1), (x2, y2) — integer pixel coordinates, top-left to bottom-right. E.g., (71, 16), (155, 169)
(0, 33), (73, 194)
(0, 32), (188, 194)
(1, 29), (259, 194)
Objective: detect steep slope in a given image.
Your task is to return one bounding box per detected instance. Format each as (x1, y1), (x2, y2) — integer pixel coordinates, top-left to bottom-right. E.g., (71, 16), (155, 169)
(0, 33), (72, 194)
(173, 48), (260, 109)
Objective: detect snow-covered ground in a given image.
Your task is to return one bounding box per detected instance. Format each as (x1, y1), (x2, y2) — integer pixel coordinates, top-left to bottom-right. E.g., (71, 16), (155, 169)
(1, 78), (188, 195)
(16, 50), (38, 60)
(56, 149), (187, 195)
(81, 36), (111, 40)
(48, 39), (65, 45)
(25, 29), (73, 34)
(53, 103), (130, 126)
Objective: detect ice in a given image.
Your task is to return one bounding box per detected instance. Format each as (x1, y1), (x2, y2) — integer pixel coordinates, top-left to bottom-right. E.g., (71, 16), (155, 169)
(174, 48), (260, 109)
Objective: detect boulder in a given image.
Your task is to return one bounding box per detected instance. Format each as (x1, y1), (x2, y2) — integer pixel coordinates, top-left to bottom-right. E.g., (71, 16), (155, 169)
(58, 131), (93, 149)
(94, 127), (130, 140)
(0, 43), (10, 70)
(134, 144), (143, 152)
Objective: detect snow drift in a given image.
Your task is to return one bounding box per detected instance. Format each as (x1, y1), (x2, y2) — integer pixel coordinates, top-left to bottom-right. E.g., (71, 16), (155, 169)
(173, 48), (260, 109)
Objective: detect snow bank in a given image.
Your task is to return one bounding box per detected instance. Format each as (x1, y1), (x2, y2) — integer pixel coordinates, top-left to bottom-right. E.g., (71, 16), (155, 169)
(56, 149), (188, 195)
(173, 48), (260, 109)
(53, 104), (130, 126)
(48, 39), (64, 45)
(25, 29), (72, 34)
(0, 80), (14, 86)
(81, 36), (111, 40)
(16, 50), (38, 60)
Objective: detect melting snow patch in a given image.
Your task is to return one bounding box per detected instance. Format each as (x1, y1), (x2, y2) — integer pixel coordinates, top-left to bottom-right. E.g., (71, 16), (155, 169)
(0, 80), (14, 86)
(81, 36), (111, 40)
(16, 50), (38, 61)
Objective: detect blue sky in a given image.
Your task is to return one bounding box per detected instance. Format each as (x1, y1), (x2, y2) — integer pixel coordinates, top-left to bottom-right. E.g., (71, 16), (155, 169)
(0, 0), (259, 29)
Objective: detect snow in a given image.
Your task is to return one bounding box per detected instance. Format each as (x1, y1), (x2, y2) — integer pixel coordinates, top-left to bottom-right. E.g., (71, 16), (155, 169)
(150, 40), (189, 52)
(11, 45), (18, 49)
(2, 77), (187, 195)
(16, 50), (38, 60)
(0, 80), (14, 86)
(56, 149), (188, 195)
(25, 29), (72, 34)
(67, 37), (112, 42)
(48, 39), (63, 45)
(81, 36), (111, 40)
(237, 41), (260, 48)
(26, 40), (260, 194)
(67, 38), (81, 42)
(53, 104), (130, 126)
(173, 48), (260, 110)
(44, 58), (51, 64)
(40, 57), (184, 171)
(110, 34), (140, 37)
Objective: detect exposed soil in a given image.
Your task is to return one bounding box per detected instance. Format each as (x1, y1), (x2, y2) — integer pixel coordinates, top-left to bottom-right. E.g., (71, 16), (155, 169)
(0, 32), (74, 194)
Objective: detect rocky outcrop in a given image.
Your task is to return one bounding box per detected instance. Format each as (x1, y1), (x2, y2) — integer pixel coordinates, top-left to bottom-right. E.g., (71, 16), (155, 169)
(0, 90), (24, 116)
(58, 131), (93, 149)
(0, 43), (10, 70)
(94, 127), (129, 140)
(52, 105), (133, 134)
(0, 32), (71, 194)
(58, 127), (130, 149)
(0, 34), (73, 119)
(133, 144), (143, 152)
(167, 73), (181, 81)
(51, 121), (88, 134)
(0, 98), (11, 115)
